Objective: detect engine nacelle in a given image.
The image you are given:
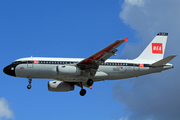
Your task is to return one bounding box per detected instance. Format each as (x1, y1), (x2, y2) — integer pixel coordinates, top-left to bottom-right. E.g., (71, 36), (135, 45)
(57, 65), (81, 75)
(48, 81), (74, 92)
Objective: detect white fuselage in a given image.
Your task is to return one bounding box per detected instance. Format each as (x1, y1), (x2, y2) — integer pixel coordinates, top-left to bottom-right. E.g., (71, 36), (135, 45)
(13, 57), (173, 82)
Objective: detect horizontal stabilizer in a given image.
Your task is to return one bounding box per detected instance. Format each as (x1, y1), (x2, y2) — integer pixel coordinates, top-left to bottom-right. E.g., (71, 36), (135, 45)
(150, 55), (177, 67)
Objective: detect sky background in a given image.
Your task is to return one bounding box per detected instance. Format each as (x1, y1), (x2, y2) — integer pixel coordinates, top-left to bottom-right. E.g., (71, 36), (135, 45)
(0, 0), (180, 120)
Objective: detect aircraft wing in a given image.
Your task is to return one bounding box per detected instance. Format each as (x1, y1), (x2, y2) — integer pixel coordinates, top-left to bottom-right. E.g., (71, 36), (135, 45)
(77, 37), (128, 76)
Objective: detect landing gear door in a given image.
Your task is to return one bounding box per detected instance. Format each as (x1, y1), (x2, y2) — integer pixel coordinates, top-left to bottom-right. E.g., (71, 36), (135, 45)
(27, 57), (33, 68)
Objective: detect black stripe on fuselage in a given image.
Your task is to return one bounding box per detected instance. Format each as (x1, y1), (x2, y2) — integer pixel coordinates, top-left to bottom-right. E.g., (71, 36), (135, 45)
(12, 60), (150, 67)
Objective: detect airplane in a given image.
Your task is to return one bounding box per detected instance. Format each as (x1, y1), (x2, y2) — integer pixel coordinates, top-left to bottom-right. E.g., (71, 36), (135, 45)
(3, 32), (176, 96)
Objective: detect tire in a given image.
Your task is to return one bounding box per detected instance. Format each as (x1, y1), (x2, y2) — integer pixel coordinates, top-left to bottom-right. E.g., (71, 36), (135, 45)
(87, 79), (93, 86)
(27, 85), (31, 89)
(79, 89), (86, 96)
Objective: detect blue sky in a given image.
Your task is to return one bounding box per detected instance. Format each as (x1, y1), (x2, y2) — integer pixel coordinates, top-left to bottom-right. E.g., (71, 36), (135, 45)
(1, 0), (180, 120)
(0, 1), (135, 120)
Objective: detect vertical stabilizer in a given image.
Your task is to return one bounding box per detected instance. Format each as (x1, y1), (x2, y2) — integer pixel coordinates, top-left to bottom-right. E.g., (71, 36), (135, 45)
(135, 33), (168, 62)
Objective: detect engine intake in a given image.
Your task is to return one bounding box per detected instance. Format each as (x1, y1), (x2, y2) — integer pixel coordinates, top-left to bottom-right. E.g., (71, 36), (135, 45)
(48, 80), (74, 92)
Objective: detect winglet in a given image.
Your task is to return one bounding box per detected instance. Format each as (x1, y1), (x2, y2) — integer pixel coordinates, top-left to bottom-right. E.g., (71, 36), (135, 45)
(123, 37), (129, 42)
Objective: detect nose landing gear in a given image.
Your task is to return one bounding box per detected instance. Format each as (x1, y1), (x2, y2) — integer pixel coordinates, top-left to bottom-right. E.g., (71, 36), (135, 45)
(27, 78), (32, 89)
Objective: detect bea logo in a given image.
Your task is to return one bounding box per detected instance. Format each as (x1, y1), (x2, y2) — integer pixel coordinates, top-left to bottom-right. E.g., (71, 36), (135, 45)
(152, 43), (163, 54)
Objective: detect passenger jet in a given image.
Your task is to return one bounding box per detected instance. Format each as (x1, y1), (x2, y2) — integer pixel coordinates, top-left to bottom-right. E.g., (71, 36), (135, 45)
(3, 33), (176, 96)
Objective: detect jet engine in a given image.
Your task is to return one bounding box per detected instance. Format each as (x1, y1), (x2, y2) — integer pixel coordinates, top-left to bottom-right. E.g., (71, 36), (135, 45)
(56, 65), (81, 75)
(48, 80), (74, 92)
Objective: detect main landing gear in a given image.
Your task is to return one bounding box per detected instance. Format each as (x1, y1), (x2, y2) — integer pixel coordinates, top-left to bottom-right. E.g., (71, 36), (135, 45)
(87, 79), (93, 86)
(80, 88), (86, 96)
(79, 82), (87, 96)
(27, 78), (32, 89)
(79, 79), (94, 96)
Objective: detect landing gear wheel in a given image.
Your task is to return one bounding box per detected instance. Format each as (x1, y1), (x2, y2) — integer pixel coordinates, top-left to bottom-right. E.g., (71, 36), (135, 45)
(27, 85), (31, 89)
(27, 78), (32, 89)
(80, 89), (86, 96)
(87, 79), (93, 86)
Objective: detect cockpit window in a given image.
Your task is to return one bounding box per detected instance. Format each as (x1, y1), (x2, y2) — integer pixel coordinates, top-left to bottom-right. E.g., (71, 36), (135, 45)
(13, 61), (18, 64)
(12, 61), (27, 64)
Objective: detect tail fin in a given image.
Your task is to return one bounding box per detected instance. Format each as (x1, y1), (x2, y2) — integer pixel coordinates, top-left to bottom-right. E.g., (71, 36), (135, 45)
(135, 33), (168, 62)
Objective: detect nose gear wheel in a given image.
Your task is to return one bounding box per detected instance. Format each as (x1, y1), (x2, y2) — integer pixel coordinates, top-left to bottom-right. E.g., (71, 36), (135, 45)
(27, 78), (32, 89)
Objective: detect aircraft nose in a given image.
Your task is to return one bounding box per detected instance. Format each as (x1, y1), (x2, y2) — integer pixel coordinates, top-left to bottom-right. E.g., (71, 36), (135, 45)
(3, 65), (16, 77)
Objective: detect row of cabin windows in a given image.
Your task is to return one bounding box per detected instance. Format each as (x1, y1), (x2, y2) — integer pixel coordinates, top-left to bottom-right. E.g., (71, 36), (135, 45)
(102, 63), (132, 66)
(38, 61), (78, 64)
(12, 61), (79, 64)
(38, 61), (135, 66)
(13, 61), (140, 66)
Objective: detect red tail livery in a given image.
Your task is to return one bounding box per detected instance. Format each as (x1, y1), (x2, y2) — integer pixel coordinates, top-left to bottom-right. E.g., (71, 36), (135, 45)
(152, 43), (163, 54)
